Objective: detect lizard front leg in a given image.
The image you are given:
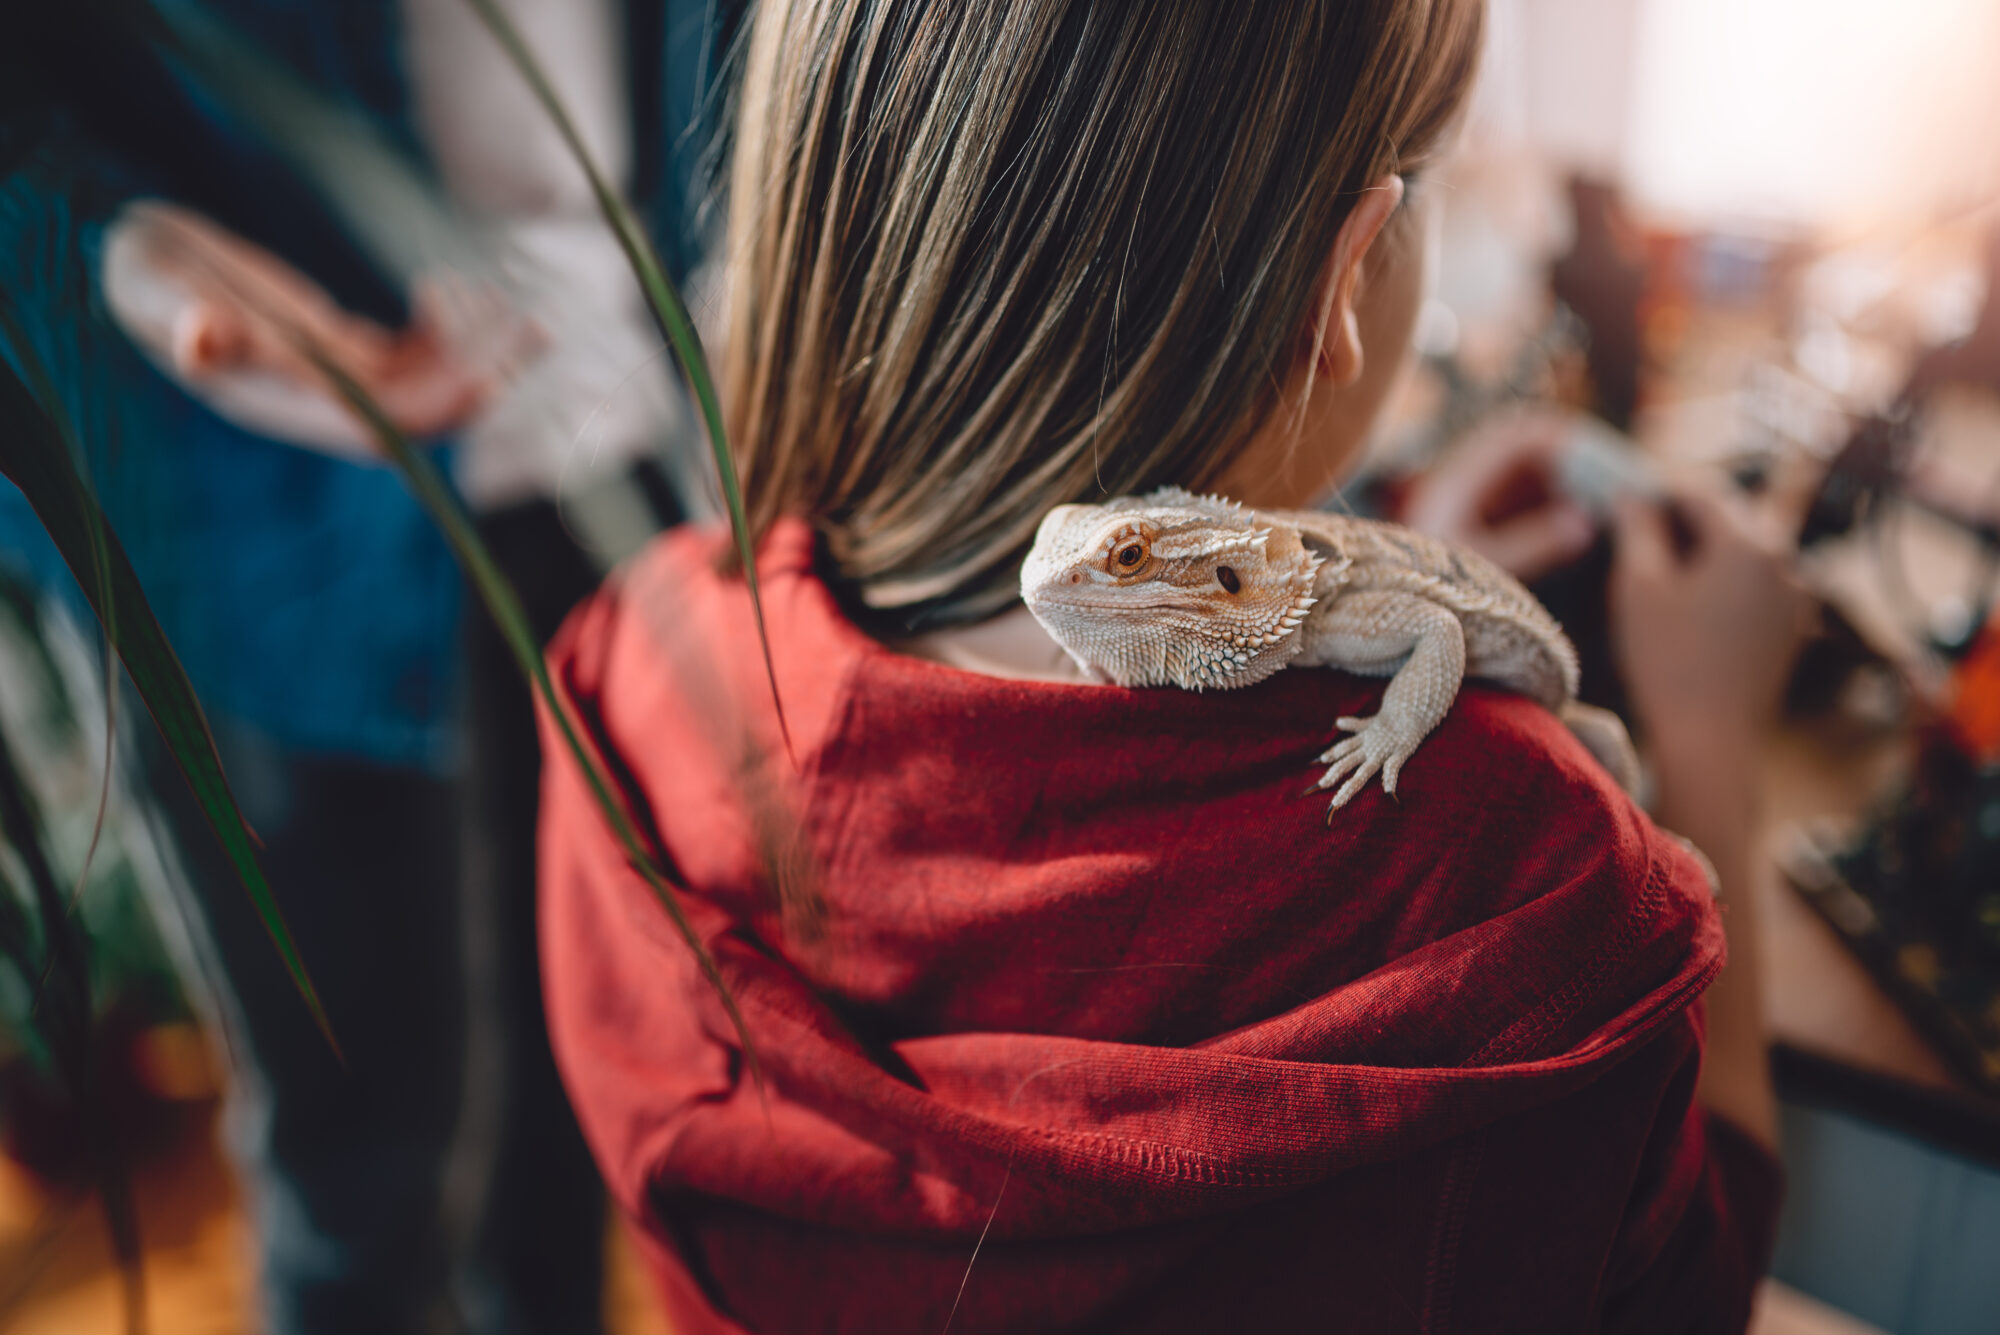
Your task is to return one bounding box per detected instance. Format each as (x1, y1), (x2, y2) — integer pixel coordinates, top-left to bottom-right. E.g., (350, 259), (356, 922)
(1299, 592), (1466, 813)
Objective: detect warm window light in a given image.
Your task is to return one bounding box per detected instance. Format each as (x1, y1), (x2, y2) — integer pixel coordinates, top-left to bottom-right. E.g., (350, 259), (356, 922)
(1626, 0), (2000, 230)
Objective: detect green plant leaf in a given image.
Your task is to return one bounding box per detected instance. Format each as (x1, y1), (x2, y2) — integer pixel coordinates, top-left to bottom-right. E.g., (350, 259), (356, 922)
(0, 355), (336, 1054)
(458, 0), (793, 757)
(0, 311), (124, 915)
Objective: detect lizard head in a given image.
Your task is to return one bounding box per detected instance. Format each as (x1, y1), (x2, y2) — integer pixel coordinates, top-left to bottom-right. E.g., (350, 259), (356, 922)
(1020, 487), (1324, 690)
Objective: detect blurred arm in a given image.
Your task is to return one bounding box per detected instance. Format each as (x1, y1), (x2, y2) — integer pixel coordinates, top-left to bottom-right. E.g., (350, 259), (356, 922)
(1611, 487), (1812, 1150)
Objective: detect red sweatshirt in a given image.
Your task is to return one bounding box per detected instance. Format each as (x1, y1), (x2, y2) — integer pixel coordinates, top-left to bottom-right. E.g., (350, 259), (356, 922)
(538, 520), (1781, 1334)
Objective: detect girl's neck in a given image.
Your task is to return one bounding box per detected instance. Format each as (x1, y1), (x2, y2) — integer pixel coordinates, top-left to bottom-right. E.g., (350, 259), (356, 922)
(893, 604), (1091, 683)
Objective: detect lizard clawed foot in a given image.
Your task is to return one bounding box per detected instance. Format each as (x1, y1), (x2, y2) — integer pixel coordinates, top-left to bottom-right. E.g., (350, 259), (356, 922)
(1315, 714), (1420, 816)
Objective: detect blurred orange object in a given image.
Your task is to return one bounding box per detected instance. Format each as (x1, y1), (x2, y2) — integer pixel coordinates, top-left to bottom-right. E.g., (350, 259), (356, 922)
(1947, 617), (2000, 762)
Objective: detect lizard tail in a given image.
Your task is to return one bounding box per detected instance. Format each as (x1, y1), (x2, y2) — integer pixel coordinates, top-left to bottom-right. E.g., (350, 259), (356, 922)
(1560, 702), (1641, 796)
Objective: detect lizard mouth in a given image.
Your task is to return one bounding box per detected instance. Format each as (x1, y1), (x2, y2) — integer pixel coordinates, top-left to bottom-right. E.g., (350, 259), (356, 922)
(1024, 589), (1308, 650)
(1024, 592), (1200, 614)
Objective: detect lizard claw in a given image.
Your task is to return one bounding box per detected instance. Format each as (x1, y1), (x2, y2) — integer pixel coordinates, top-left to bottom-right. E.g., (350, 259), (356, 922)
(1320, 758), (1383, 820)
(1313, 713), (1420, 816)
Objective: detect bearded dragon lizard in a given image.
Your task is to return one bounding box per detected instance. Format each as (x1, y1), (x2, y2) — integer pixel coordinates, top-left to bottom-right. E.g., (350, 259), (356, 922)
(1021, 487), (1638, 813)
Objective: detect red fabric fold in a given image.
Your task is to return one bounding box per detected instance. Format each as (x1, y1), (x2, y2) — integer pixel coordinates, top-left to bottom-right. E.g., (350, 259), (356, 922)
(538, 520), (1780, 1333)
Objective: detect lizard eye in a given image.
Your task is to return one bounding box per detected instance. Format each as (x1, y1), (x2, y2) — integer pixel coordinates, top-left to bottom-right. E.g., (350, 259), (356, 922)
(1216, 565), (1240, 594)
(1105, 527), (1154, 577)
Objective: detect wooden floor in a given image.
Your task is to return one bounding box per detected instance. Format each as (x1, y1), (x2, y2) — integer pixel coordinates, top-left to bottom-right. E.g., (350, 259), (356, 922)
(0, 1107), (249, 1335)
(0, 1101), (667, 1335)
(0, 1097), (1877, 1335)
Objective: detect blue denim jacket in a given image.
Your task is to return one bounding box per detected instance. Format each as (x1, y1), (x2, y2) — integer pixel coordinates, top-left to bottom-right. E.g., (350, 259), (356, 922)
(0, 0), (737, 770)
(0, 105), (461, 770)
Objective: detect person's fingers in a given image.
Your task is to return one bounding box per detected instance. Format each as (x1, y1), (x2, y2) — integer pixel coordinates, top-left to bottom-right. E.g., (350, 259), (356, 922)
(1480, 504), (1597, 581)
(1445, 408), (1573, 493)
(1669, 480), (1800, 564)
(374, 365), (490, 437)
(401, 274), (546, 383)
(301, 307), (396, 375)
(1404, 414), (1578, 559)
(1612, 497), (1676, 580)
(406, 275), (465, 355)
(1738, 490), (1802, 557)
(170, 300), (251, 377)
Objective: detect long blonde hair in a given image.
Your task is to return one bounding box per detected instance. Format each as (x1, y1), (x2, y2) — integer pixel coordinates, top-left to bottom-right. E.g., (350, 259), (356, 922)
(723, 0), (1484, 629)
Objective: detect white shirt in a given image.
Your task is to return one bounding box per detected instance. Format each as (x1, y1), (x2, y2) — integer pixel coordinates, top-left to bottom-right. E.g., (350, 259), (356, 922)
(403, 0), (679, 511)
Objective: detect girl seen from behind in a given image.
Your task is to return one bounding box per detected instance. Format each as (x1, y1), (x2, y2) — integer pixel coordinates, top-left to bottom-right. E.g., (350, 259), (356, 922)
(538, 2), (1791, 1330)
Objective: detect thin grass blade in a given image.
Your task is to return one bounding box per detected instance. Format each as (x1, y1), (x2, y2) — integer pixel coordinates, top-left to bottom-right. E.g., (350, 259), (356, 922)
(279, 336), (762, 1079)
(0, 358), (336, 1053)
(0, 310), (124, 915)
(458, 0), (793, 759)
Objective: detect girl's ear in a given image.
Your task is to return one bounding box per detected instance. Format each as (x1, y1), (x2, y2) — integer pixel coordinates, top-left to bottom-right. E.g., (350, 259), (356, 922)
(1307, 175), (1406, 388)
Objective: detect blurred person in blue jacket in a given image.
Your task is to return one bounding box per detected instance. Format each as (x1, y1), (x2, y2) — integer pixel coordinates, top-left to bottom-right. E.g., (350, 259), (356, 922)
(0, 2), (737, 1330)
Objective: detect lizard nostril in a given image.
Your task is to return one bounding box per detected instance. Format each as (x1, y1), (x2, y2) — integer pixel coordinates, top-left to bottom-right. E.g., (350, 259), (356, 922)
(1069, 572), (1083, 584)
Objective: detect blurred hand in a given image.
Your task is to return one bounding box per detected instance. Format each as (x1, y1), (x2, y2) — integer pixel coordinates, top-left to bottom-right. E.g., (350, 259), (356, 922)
(133, 202), (538, 440)
(1610, 485), (1814, 748)
(1400, 407), (1599, 581)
